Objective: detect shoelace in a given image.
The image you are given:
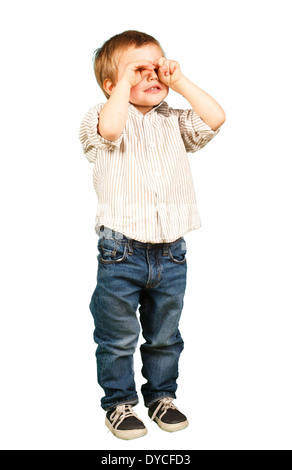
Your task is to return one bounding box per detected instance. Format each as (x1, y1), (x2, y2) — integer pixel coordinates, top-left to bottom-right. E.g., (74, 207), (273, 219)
(108, 404), (143, 431)
(150, 397), (179, 421)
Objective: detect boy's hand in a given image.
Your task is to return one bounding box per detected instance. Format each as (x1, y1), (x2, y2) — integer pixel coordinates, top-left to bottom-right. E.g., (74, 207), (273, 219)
(153, 57), (183, 87)
(119, 60), (156, 88)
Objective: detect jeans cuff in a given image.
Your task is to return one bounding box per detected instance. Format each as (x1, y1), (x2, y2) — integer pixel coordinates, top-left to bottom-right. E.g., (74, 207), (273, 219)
(102, 396), (139, 412)
(144, 392), (176, 408)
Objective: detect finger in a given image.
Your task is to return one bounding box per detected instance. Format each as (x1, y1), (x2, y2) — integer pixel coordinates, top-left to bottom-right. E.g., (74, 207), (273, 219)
(135, 64), (155, 70)
(157, 57), (166, 68)
(159, 63), (168, 74)
(142, 64), (156, 70)
(163, 62), (170, 75)
(162, 59), (173, 74)
(132, 60), (155, 69)
(169, 61), (177, 74)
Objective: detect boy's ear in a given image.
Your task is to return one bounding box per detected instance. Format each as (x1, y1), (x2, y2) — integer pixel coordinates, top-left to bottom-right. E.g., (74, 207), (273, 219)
(103, 78), (115, 96)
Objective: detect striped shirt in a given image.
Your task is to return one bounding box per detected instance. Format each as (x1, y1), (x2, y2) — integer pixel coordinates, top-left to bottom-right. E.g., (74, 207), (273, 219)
(79, 100), (220, 243)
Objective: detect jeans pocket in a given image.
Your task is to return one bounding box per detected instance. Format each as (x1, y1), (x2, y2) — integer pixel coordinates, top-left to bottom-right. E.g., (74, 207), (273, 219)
(98, 237), (128, 264)
(168, 238), (187, 265)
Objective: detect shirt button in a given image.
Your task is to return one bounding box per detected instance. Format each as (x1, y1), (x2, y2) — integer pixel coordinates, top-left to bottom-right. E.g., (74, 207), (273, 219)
(155, 172), (162, 177)
(160, 203), (166, 209)
(149, 142), (155, 148)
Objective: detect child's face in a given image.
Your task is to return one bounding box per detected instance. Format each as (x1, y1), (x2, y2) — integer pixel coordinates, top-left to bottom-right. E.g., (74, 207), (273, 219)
(115, 44), (169, 114)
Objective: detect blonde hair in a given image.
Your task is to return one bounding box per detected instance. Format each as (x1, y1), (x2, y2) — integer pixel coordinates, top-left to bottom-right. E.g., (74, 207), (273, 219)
(93, 30), (165, 99)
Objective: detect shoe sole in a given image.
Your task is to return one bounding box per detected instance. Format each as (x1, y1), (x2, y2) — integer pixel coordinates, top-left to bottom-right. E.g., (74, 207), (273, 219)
(152, 416), (189, 432)
(105, 418), (148, 440)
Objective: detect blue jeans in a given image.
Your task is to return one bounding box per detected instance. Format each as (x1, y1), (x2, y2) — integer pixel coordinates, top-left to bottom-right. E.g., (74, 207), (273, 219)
(89, 226), (187, 411)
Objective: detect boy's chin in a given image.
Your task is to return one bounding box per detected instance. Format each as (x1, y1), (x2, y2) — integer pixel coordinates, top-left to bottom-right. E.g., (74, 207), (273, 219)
(131, 103), (161, 113)
(131, 97), (165, 107)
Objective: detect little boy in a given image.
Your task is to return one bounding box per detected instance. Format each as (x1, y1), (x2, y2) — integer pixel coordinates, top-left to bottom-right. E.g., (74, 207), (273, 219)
(79, 30), (225, 440)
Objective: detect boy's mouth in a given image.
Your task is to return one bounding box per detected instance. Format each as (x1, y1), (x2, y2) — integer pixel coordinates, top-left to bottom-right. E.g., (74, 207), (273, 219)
(144, 86), (161, 93)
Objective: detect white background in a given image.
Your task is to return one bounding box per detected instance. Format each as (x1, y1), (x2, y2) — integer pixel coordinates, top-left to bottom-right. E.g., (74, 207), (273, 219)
(0, 0), (291, 450)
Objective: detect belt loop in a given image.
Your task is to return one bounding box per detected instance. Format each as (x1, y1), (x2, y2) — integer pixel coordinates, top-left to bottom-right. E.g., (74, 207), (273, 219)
(128, 237), (133, 255)
(163, 243), (169, 256)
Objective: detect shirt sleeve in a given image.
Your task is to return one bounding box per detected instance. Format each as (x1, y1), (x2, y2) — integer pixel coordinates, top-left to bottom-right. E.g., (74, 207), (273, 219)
(79, 103), (124, 163)
(170, 107), (221, 153)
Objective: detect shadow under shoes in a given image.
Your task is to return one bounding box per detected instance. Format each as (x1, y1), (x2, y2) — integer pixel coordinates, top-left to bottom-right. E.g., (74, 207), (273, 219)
(105, 404), (148, 440)
(148, 397), (189, 432)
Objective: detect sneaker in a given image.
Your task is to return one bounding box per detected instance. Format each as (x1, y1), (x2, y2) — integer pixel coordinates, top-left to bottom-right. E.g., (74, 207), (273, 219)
(148, 397), (189, 432)
(105, 404), (148, 440)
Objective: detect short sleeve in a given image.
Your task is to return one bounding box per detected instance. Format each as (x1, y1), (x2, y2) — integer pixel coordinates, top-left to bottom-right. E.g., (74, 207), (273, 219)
(79, 103), (124, 163)
(170, 108), (221, 153)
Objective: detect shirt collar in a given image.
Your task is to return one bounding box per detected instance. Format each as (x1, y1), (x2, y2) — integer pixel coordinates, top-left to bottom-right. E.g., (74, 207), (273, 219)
(128, 100), (170, 118)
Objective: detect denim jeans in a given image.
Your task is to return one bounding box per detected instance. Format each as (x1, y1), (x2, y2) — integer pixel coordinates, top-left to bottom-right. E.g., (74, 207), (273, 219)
(89, 226), (187, 411)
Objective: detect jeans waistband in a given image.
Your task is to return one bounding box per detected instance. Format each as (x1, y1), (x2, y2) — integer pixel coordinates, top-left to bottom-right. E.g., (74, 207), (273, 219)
(99, 226), (184, 248)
